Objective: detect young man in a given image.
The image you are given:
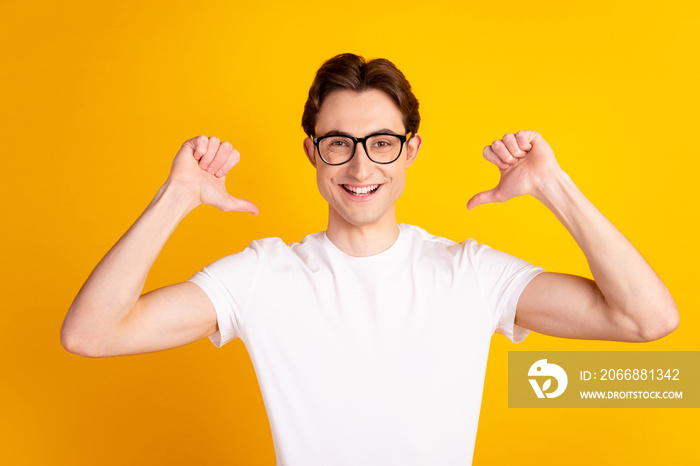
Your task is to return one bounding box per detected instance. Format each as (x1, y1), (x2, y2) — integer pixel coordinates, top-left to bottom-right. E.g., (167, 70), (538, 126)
(61, 53), (678, 465)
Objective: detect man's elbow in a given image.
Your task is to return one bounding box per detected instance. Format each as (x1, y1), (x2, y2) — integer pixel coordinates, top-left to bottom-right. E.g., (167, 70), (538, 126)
(637, 304), (680, 342)
(61, 331), (97, 358)
(61, 321), (105, 358)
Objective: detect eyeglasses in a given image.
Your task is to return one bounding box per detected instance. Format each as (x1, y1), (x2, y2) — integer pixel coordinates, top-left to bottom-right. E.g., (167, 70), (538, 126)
(313, 132), (412, 165)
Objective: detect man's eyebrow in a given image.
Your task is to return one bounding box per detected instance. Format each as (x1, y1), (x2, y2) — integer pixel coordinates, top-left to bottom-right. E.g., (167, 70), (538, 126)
(319, 129), (352, 137)
(318, 128), (403, 138)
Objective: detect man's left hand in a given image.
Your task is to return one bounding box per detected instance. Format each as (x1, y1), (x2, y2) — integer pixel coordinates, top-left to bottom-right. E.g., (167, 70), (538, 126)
(467, 130), (562, 210)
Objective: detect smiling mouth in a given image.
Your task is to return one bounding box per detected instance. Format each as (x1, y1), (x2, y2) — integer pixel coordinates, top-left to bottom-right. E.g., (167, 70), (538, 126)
(342, 184), (380, 196)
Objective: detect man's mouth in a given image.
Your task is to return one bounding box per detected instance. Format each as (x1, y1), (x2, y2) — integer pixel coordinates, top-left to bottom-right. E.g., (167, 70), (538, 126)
(341, 184), (380, 196)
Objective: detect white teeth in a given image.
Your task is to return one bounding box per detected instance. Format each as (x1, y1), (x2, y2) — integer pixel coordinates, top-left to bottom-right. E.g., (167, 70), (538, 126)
(343, 184), (379, 195)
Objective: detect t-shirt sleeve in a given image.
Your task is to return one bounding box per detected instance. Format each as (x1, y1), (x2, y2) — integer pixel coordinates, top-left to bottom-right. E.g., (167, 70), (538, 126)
(187, 240), (266, 348)
(464, 239), (544, 343)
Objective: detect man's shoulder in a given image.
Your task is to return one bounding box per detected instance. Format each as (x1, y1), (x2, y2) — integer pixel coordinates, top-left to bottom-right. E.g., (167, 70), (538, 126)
(241, 231), (326, 262)
(401, 224), (508, 265)
(245, 231), (322, 249)
(400, 223), (472, 250)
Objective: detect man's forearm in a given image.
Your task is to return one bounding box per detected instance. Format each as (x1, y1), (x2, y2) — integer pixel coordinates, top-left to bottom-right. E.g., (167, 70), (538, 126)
(61, 181), (198, 350)
(534, 170), (678, 337)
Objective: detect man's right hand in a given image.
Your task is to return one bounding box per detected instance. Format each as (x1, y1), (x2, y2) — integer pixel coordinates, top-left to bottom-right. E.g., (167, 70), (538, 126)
(61, 134), (260, 358)
(167, 135), (259, 215)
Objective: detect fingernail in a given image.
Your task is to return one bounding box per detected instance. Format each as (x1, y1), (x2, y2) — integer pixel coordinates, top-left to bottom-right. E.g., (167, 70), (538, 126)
(216, 170), (224, 177)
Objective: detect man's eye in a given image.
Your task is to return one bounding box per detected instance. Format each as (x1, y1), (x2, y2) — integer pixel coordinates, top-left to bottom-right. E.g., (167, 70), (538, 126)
(325, 138), (350, 147)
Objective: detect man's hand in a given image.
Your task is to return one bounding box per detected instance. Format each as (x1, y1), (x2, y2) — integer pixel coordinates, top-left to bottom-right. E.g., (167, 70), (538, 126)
(464, 130), (678, 342)
(467, 130), (561, 210)
(166, 135), (259, 215)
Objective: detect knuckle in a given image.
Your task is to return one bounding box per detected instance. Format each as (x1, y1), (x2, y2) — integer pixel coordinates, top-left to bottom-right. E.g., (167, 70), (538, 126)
(220, 141), (233, 154)
(194, 135), (208, 153)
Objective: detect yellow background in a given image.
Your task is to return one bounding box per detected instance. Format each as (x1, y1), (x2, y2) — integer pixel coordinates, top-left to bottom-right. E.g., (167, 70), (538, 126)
(2, 0), (698, 464)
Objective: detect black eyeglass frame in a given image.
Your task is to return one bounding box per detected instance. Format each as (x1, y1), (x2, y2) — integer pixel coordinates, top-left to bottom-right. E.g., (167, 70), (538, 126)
(312, 132), (412, 166)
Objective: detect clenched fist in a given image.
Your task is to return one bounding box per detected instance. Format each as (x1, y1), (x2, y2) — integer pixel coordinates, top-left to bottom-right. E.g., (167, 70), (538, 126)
(467, 130), (563, 211)
(166, 135), (259, 215)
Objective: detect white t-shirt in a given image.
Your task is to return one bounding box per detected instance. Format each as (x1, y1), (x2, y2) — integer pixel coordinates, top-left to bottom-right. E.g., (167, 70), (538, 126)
(187, 223), (544, 466)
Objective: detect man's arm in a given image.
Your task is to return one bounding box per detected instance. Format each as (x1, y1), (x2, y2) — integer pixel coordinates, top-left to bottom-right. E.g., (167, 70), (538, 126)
(467, 131), (678, 342)
(61, 135), (258, 357)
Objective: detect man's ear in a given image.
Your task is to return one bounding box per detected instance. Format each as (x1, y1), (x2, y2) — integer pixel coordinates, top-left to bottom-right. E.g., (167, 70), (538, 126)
(303, 137), (317, 168)
(404, 133), (422, 168)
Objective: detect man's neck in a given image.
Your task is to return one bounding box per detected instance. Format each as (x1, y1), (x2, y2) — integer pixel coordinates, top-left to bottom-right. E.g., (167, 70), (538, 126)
(325, 211), (401, 257)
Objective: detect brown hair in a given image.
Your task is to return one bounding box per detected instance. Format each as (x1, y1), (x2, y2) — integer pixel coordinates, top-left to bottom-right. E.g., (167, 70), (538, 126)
(301, 53), (420, 137)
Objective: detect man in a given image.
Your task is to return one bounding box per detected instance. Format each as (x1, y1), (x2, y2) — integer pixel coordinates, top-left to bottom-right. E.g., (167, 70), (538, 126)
(61, 53), (678, 465)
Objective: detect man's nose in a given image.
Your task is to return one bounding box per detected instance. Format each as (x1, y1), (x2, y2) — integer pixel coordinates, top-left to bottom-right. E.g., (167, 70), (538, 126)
(347, 143), (374, 180)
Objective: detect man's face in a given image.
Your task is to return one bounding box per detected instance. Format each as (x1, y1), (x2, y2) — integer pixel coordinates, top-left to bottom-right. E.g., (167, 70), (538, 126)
(303, 89), (422, 230)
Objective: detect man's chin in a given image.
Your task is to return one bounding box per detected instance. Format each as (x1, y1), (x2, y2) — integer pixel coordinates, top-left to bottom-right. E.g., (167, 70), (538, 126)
(330, 207), (393, 230)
